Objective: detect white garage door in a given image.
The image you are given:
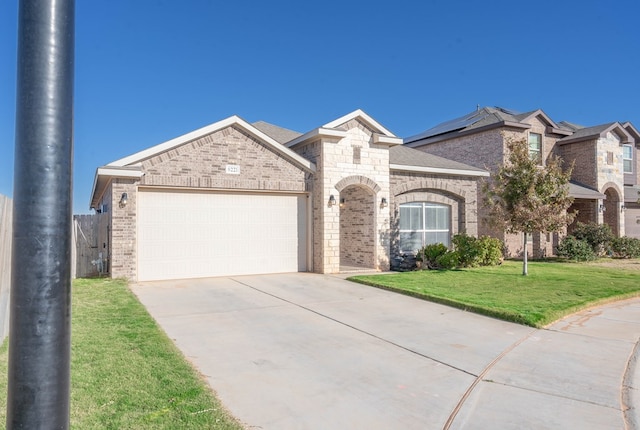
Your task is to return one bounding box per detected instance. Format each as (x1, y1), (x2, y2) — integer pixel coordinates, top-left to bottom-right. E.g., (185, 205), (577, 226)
(137, 189), (308, 281)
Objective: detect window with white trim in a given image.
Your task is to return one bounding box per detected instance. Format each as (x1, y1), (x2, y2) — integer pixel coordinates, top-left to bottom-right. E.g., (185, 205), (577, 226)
(623, 144), (633, 173)
(528, 133), (542, 164)
(399, 202), (450, 252)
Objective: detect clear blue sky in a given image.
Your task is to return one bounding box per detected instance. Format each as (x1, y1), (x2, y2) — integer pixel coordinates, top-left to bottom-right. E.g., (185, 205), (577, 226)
(1, 0), (639, 214)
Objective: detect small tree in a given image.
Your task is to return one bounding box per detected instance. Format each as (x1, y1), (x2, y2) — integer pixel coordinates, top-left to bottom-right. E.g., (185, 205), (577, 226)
(483, 137), (575, 275)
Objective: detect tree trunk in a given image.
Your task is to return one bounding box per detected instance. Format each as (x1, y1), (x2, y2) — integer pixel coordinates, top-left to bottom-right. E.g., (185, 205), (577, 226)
(522, 232), (528, 276)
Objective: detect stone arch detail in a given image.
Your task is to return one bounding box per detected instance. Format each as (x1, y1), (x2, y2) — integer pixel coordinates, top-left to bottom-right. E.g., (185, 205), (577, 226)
(600, 182), (623, 199)
(394, 179), (468, 201)
(601, 182), (623, 237)
(335, 175), (381, 193)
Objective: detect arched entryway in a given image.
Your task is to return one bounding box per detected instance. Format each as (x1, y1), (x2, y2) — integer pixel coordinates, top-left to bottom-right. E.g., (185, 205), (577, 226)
(339, 185), (376, 270)
(603, 187), (621, 236)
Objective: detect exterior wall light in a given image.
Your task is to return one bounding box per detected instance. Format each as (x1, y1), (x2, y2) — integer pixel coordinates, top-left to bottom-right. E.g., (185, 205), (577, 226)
(380, 197), (388, 208)
(119, 192), (128, 208)
(621, 205), (626, 212)
(339, 198), (345, 208)
(328, 194), (336, 207)
(599, 204), (606, 213)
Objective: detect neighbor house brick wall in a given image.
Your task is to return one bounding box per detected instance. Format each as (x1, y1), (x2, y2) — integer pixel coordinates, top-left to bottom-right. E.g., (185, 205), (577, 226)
(413, 123), (567, 257)
(559, 140), (598, 188)
(568, 199), (598, 232)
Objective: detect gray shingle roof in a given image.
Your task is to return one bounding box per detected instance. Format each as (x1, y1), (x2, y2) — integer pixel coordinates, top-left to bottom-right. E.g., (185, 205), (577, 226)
(568, 181), (606, 199)
(252, 121), (302, 144)
(557, 123), (617, 143)
(390, 145), (487, 174)
(404, 106), (537, 143)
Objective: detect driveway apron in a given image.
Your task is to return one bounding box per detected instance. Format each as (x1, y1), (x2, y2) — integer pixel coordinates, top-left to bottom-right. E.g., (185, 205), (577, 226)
(131, 273), (640, 430)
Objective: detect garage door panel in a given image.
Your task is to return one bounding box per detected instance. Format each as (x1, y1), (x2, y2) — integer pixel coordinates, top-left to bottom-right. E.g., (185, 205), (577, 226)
(137, 190), (307, 281)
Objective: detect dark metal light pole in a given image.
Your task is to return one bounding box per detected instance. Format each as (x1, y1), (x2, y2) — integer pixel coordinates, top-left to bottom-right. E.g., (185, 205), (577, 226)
(7, 0), (75, 428)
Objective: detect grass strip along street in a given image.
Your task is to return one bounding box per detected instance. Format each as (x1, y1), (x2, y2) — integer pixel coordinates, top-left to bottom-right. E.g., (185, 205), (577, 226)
(350, 260), (640, 327)
(0, 278), (242, 430)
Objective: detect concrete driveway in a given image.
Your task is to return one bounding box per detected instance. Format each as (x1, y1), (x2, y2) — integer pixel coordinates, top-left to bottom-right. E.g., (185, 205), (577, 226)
(131, 273), (640, 430)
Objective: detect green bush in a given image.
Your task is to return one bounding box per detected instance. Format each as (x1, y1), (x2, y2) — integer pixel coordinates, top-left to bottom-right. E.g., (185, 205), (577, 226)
(436, 251), (460, 269)
(417, 243), (449, 269)
(610, 236), (640, 258)
(556, 236), (596, 261)
(478, 236), (504, 266)
(570, 222), (613, 256)
(452, 234), (482, 267)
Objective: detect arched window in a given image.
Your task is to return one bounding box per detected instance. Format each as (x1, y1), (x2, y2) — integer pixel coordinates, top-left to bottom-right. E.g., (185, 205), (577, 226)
(399, 202), (450, 252)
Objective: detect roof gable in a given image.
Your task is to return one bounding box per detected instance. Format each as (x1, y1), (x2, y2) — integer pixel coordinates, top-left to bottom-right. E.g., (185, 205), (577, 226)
(557, 122), (633, 145)
(106, 115), (314, 172)
(322, 109), (396, 137)
(622, 122), (640, 143)
(287, 109), (402, 148)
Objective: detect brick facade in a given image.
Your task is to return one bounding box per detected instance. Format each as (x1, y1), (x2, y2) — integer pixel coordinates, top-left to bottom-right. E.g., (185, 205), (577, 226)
(389, 171), (479, 268)
(92, 112), (486, 280)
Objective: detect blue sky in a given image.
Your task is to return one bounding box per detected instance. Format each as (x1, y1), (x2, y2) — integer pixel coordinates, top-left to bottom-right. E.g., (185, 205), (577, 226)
(1, 0), (639, 214)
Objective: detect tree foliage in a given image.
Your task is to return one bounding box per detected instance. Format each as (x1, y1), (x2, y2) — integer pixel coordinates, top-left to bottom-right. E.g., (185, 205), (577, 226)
(483, 137), (576, 235)
(483, 137), (576, 275)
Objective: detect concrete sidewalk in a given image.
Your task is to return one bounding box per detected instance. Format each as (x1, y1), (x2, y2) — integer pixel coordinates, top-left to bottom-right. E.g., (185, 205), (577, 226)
(131, 273), (640, 430)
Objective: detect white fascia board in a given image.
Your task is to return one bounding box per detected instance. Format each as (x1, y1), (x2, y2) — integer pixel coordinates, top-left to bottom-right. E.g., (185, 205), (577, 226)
(373, 134), (402, 146)
(90, 166), (145, 209)
(108, 116), (243, 167)
(322, 109), (396, 137)
(390, 164), (490, 177)
(286, 128), (348, 148)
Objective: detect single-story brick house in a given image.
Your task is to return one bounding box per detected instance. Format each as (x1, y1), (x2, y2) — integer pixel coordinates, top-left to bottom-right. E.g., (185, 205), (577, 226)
(90, 110), (488, 281)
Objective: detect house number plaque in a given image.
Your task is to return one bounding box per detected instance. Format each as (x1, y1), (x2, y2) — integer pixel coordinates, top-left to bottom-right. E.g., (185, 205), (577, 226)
(225, 165), (241, 174)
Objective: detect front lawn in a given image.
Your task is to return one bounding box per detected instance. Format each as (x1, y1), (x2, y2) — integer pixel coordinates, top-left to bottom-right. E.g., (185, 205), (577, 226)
(0, 278), (242, 429)
(350, 260), (640, 327)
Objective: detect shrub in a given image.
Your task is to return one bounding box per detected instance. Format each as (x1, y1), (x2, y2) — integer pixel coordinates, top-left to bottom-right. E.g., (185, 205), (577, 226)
(417, 243), (449, 269)
(570, 222), (613, 256)
(610, 236), (640, 259)
(556, 236), (596, 261)
(436, 251), (460, 269)
(478, 236), (504, 266)
(452, 234), (482, 267)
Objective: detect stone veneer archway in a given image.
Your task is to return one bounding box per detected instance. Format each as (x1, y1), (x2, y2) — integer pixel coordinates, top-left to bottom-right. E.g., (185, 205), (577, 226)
(603, 184), (622, 237)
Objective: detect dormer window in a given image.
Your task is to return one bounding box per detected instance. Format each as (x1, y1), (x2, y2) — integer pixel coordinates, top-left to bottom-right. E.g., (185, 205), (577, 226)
(528, 133), (542, 164)
(623, 144), (633, 173)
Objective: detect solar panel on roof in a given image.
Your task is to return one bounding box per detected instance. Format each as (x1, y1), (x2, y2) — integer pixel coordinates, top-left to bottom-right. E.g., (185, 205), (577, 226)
(494, 106), (522, 115)
(405, 110), (488, 142)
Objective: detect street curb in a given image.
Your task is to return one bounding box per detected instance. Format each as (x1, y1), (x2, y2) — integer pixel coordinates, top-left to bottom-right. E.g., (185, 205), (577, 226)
(623, 338), (640, 430)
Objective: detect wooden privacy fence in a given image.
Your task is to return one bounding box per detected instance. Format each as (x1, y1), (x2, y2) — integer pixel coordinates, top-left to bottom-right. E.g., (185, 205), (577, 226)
(73, 213), (108, 279)
(0, 204), (107, 344)
(0, 194), (13, 343)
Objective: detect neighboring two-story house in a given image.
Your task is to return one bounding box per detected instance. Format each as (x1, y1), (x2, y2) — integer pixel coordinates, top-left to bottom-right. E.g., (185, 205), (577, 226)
(405, 106), (640, 257)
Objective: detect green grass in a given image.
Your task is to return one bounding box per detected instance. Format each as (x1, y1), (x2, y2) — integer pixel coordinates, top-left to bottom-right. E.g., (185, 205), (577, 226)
(0, 278), (243, 429)
(350, 260), (640, 327)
